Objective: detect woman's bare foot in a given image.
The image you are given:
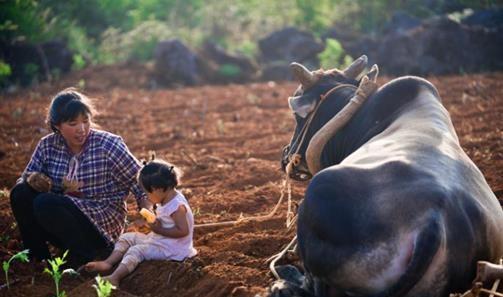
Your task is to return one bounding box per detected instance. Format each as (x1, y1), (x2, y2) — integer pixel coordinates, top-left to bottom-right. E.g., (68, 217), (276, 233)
(84, 261), (112, 273)
(102, 275), (120, 287)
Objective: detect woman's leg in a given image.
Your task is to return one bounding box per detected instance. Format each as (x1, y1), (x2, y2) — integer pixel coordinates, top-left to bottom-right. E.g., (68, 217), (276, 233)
(33, 194), (108, 268)
(9, 182), (52, 260)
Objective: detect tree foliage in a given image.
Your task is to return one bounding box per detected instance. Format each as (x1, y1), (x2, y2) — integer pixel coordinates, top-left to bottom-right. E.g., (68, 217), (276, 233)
(1, 0), (498, 64)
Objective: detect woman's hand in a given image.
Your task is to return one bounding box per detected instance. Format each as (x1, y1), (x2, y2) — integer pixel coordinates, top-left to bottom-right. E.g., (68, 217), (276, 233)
(138, 199), (154, 212)
(27, 172), (52, 193)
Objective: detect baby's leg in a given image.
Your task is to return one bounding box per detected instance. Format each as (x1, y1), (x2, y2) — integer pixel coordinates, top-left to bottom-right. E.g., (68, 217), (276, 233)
(106, 244), (166, 286)
(85, 233), (144, 273)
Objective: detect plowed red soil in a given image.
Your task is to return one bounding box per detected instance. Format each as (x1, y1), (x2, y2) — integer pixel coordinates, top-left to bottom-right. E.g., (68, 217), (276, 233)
(0, 64), (501, 297)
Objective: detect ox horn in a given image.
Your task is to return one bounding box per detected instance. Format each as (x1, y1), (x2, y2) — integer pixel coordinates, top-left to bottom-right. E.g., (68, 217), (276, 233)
(290, 62), (318, 89)
(305, 64), (379, 175)
(342, 55), (368, 79)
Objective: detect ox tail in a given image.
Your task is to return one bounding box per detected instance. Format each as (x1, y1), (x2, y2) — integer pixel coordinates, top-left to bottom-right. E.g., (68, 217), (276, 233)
(370, 212), (443, 297)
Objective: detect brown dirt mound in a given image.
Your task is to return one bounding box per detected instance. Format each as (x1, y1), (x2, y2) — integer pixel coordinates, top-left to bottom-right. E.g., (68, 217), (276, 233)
(0, 65), (501, 297)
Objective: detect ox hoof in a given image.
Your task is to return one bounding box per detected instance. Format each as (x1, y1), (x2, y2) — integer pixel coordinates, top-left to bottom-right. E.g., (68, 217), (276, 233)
(268, 279), (313, 297)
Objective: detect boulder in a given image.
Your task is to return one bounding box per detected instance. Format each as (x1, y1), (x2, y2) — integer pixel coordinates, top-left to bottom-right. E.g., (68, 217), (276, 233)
(41, 40), (73, 75)
(199, 41), (257, 83)
(153, 39), (200, 86)
(382, 11), (421, 34)
(375, 16), (503, 75)
(258, 27), (324, 81)
(258, 27), (324, 64)
(462, 8), (503, 29)
(259, 62), (293, 82)
(0, 40), (73, 86)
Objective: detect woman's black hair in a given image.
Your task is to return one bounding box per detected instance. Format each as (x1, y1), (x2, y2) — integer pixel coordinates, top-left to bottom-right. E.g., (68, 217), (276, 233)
(138, 159), (182, 193)
(46, 88), (96, 133)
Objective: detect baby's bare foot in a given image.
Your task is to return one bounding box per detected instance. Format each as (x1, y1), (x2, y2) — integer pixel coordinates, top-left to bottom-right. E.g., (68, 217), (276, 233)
(84, 261), (112, 273)
(102, 275), (119, 287)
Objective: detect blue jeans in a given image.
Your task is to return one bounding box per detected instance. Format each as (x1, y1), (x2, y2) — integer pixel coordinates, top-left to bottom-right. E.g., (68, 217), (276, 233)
(9, 182), (109, 267)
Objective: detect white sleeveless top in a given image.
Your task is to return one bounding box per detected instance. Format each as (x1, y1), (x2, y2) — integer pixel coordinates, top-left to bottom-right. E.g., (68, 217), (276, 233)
(148, 190), (197, 261)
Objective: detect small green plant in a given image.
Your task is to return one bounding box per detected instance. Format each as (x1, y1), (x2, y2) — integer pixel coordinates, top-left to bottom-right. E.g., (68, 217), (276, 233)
(3, 249), (29, 290)
(235, 40), (257, 59)
(77, 79), (86, 89)
(93, 275), (116, 297)
(193, 207), (200, 217)
(0, 61), (12, 84)
(216, 119), (226, 134)
(72, 54), (86, 71)
(217, 63), (241, 78)
(44, 250), (78, 297)
(0, 188), (9, 199)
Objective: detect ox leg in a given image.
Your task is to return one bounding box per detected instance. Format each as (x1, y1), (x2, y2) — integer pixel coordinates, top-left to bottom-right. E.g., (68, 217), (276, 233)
(269, 279), (313, 297)
(268, 265), (314, 297)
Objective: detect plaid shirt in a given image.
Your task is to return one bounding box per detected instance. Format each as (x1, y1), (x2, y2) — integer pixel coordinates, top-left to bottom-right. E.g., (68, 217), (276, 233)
(20, 129), (147, 246)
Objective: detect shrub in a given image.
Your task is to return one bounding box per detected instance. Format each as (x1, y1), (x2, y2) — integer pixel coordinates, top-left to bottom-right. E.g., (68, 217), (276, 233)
(318, 38), (353, 70)
(0, 61), (12, 87)
(72, 54), (86, 71)
(217, 63), (241, 78)
(23, 63), (39, 85)
(99, 20), (173, 63)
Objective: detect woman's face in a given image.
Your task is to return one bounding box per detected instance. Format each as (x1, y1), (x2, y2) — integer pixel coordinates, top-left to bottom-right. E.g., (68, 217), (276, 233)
(56, 113), (91, 154)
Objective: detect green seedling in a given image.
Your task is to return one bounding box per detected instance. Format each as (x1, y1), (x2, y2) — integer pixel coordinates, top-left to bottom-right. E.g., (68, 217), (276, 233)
(2, 249), (29, 290)
(93, 275), (116, 297)
(44, 250), (78, 297)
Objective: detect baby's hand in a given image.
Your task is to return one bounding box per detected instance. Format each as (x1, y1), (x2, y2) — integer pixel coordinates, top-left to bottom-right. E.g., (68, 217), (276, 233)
(27, 172), (52, 193)
(139, 208), (156, 223)
(148, 219), (163, 234)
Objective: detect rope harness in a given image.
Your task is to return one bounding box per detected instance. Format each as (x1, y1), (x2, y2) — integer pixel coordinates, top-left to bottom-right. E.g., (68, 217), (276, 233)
(194, 82), (369, 281)
(285, 84), (356, 178)
(194, 83), (356, 229)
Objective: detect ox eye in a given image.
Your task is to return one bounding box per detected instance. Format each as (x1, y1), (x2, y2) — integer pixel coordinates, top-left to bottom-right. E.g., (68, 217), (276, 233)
(289, 96), (316, 118)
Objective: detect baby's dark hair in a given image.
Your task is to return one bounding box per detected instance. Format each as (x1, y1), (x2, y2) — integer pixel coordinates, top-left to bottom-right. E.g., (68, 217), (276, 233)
(138, 159), (182, 192)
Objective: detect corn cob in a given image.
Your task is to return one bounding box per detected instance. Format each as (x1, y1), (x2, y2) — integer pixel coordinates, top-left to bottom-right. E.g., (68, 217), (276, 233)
(140, 208), (156, 223)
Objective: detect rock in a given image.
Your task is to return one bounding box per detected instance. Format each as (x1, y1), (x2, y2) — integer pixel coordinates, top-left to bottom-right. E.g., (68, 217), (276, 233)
(259, 62), (293, 82)
(0, 39), (73, 86)
(375, 15), (503, 75)
(258, 27), (324, 64)
(199, 41), (257, 83)
(41, 40), (73, 75)
(462, 8), (503, 29)
(382, 11), (421, 34)
(153, 39), (200, 87)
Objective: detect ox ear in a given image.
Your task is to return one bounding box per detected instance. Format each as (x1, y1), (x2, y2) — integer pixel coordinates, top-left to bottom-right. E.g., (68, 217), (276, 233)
(288, 95), (316, 118)
(290, 62), (318, 89)
(342, 55), (368, 79)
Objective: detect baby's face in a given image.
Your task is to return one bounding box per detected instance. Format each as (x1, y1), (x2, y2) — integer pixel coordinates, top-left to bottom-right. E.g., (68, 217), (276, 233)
(147, 188), (165, 204)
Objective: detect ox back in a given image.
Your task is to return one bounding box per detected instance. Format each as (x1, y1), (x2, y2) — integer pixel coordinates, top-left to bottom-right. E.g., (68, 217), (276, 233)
(295, 77), (503, 297)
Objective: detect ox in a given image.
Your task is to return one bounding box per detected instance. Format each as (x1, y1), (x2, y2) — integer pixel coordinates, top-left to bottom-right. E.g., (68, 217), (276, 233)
(272, 55), (503, 297)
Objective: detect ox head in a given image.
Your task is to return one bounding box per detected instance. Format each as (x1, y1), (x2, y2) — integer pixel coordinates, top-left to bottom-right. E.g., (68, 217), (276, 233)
(281, 55), (378, 180)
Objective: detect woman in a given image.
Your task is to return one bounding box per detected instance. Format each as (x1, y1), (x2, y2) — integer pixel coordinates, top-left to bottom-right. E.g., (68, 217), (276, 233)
(10, 88), (151, 268)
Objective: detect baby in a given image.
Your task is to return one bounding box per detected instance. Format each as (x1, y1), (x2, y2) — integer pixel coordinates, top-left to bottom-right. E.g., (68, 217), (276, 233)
(85, 159), (197, 286)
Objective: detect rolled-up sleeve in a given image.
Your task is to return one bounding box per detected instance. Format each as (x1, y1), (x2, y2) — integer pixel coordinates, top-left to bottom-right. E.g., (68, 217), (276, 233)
(106, 136), (148, 206)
